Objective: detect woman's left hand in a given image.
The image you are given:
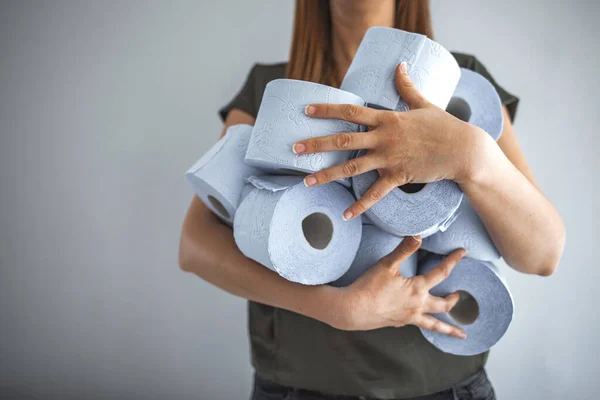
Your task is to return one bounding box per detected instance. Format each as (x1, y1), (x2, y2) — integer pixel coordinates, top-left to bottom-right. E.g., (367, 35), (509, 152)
(293, 62), (494, 221)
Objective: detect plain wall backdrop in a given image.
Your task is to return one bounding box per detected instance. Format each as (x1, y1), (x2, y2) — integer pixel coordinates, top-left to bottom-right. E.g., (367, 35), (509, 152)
(0, 1), (598, 399)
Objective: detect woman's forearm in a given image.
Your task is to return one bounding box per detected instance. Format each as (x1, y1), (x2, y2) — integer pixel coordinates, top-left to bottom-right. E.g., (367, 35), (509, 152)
(178, 197), (346, 326)
(459, 130), (565, 276)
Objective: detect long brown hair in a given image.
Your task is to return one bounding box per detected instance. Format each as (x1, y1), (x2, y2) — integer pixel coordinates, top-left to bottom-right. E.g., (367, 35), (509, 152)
(286, 0), (433, 87)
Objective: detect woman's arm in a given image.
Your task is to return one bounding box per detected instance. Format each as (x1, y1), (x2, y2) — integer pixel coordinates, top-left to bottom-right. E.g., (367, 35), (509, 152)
(178, 109), (466, 337)
(179, 110), (343, 326)
(293, 63), (565, 276)
(460, 109), (565, 276)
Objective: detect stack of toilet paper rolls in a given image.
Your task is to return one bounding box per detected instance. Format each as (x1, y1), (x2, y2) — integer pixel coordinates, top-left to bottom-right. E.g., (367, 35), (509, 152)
(185, 27), (512, 355)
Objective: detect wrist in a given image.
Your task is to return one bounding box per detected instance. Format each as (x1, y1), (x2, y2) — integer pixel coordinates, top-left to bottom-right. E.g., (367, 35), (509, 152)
(455, 122), (498, 188)
(305, 285), (353, 329)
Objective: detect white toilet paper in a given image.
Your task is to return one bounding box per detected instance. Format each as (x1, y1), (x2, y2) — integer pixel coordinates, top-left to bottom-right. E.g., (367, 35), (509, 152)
(185, 124), (261, 225)
(446, 68), (504, 141)
(245, 79), (366, 186)
(352, 165), (463, 238)
(421, 198), (501, 262)
(418, 254), (513, 356)
(331, 225), (417, 287)
(340, 27), (460, 111)
(234, 176), (362, 285)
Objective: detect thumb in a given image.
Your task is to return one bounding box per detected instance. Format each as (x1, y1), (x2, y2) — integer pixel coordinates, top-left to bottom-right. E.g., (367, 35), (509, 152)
(395, 62), (429, 110)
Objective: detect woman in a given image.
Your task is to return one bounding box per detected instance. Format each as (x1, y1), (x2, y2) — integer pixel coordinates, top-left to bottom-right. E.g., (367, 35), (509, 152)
(179, 1), (565, 399)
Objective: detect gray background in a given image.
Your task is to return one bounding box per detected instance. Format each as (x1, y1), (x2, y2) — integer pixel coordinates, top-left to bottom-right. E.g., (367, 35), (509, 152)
(0, 0), (598, 399)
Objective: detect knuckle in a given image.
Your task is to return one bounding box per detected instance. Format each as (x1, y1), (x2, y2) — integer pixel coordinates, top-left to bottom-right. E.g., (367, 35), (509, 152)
(334, 133), (353, 149)
(392, 173), (409, 186)
(432, 320), (442, 332)
(443, 264), (452, 278)
(380, 176), (397, 188)
(342, 104), (358, 119)
(319, 170), (332, 183)
(400, 237), (420, 254)
(354, 200), (367, 213)
(405, 306), (418, 319)
(418, 293), (429, 307)
(368, 188), (383, 202)
(311, 139), (322, 152)
(378, 255), (392, 268)
(409, 283), (421, 297)
(342, 160), (359, 175)
(380, 111), (400, 125)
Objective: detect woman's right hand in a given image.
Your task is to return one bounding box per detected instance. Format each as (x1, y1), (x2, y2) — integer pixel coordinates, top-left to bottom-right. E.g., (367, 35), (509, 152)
(336, 236), (467, 339)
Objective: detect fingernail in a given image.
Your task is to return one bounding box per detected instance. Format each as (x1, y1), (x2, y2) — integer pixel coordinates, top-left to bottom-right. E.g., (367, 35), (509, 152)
(460, 332), (467, 339)
(411, 235), (422, 243)
(305, 105), (317, 115)
(342, 210), (354, 221)
(304, 176), (317, 187)
(461, 249), (468, 257)
(293, 143), (306, 154)
(400, 62), (408, 75)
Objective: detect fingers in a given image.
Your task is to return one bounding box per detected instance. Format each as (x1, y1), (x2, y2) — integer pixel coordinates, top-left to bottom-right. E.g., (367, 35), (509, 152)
(421, 249), (467, 288)
(293, 132), (377, 155)
(304, 103), (380, 126)
(344, 175), (405, 219)
(378, 236), (422, 272)
(414, 314), (466, 339)
(425, 292), (461, 314)
(395, 62), (429, 110)
(303, 155), (380, 187)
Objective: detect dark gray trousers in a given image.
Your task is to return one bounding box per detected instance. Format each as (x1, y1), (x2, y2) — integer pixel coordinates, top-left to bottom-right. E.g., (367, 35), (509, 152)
(251, 369), (496, 400)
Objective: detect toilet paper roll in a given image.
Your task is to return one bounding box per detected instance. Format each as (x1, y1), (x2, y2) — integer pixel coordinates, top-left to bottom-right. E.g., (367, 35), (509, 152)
(331, 225), (417, 287)
(418, 254), (513, 356)
(245, 79), (366, 186)
(239, 183), (255, 204)
(234, 175), (363, 285)
(341, 27), (460, 111)
(352, 163), (463, 237)
(185, 124), (261, 225)
(446, 68), (504, 141)
(421, 198), (501, 262)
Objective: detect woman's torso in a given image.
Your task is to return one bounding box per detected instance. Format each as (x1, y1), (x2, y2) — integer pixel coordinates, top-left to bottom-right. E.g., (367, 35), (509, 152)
(219, 53), (518, 399)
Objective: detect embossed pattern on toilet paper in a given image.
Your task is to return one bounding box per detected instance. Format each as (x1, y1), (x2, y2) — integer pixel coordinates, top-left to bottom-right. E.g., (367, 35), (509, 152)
(341, 27), (460, 111)
(245, 79), (365, 186)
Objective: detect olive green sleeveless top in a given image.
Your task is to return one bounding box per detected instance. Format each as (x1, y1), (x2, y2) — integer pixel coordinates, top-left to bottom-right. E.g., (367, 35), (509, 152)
(220, 53), (519, 399)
